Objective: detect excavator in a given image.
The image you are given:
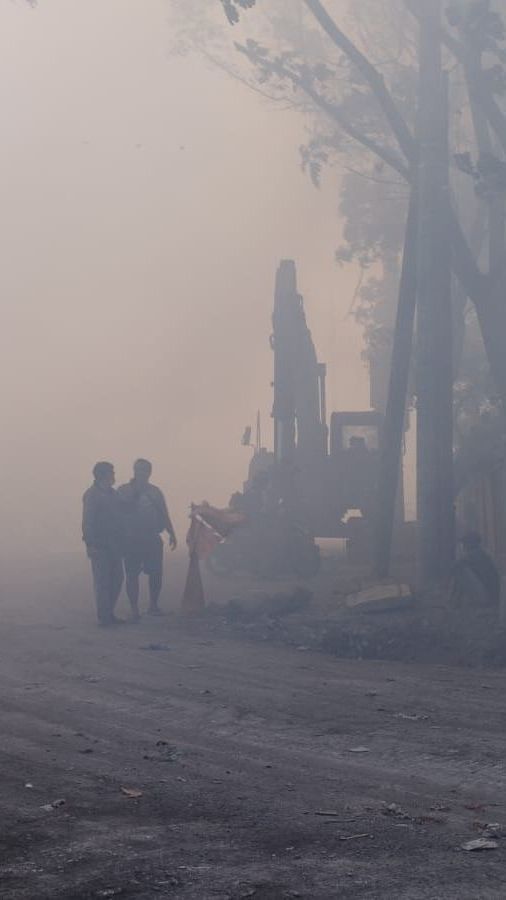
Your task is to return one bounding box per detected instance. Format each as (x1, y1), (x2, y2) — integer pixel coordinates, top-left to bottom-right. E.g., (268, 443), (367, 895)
(203, 259), (403, 578)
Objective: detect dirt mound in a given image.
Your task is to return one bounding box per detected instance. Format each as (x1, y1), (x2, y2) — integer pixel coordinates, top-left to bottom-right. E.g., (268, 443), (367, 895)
(205, 586), (506, 668)
(321, 606), (506, 667)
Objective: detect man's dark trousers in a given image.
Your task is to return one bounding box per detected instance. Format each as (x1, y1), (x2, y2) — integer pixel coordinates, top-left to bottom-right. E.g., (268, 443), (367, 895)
(91, 549), (123, 624)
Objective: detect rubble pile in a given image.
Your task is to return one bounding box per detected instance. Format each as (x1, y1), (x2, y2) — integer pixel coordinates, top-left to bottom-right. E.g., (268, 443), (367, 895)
(204, 580), (506, 668)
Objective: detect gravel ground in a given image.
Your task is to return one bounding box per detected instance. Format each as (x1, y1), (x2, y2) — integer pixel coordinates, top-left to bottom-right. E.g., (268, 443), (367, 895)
(1, 556), (506, 898)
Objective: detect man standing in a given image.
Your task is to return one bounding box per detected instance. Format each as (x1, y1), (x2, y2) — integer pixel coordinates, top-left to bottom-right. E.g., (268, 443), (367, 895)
(118, 459), (177, 620)
(82, 461), (124, 626)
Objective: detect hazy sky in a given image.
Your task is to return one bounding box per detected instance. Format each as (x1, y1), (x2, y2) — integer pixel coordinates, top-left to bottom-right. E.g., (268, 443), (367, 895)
(0, 0), (369, 559)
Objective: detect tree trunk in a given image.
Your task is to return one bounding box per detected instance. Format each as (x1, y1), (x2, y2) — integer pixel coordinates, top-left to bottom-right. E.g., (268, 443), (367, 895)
(476, 286), (506, 405)
(373, 192), (417, 578)
(415, 2), (455, 586)
(464, 43), (506, 408)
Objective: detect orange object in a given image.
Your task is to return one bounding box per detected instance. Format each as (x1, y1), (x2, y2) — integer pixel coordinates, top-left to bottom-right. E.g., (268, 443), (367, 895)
(181, 503), (246, 615)
(181, 551), (205, 615)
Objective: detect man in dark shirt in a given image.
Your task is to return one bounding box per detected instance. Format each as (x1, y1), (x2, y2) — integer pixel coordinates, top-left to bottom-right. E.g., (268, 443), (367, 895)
(118, 459), (177, 620)
(82, 461), (124, 626)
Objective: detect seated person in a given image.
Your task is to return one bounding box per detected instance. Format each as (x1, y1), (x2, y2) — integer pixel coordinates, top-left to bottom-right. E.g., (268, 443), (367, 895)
(453, 532), (501, 607)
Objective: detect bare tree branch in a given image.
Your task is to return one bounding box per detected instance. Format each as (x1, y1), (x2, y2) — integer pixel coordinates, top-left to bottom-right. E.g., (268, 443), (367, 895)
(299, 80), (411, 180)
(438, 24), (506, 157)
(234, 40), (411, 180)
(223, 0), (487, 314)
(303, 0), (416, 164)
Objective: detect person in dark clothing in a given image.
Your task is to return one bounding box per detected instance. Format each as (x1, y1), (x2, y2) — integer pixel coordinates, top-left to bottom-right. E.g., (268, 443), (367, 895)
(118, 459), (177, 620)
(454, 532), (501, 607)
(82, 461), (124, 626)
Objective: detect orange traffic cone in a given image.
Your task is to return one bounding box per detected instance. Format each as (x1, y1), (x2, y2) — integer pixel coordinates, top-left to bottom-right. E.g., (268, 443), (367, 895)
(182, 551), (205, 615)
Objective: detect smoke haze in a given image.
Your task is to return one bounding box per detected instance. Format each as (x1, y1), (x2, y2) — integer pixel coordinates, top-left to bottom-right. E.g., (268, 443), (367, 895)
(0, 0), (368, 561)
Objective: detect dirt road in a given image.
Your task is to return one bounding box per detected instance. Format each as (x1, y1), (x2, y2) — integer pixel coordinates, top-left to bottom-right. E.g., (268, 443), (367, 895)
(1, 558), (506, 898)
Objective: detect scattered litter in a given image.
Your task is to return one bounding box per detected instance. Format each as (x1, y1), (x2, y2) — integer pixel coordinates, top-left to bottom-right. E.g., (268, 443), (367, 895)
(339, 833), (373, 842)
(395, 713), (429, 721)
(461, 838), (498, 852)
(200, 689), (212, 695)
(431, 802), (451, 812)
(315, 811), (341, 818)
(345, 583), (413, 613)
(464, 803), (488, 812)
(120, 787), (143, 799)
(416, 814), (444, 825)
(160, 745), (180, 761)
(95, 890), (124, 899)
(177, 865), (212, 871)
(141, 644), (171, 652)
(381, 802), (411, 820)
(95, 889), (124, 899)
(25, 783), (34, 789)
(348, 746), (371, 754)
(481, 823), (506, 839)
(40, 798), (65, 812)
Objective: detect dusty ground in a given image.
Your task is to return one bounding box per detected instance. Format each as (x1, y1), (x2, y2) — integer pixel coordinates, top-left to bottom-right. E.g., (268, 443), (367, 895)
(1, 554), (506, 898)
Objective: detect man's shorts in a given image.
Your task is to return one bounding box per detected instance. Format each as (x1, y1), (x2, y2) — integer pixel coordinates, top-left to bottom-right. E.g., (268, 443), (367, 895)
(124, 535), (163, 578)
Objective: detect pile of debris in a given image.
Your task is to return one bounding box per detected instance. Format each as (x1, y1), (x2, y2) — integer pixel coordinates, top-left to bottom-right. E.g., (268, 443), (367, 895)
(204, 580), (506, 668)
